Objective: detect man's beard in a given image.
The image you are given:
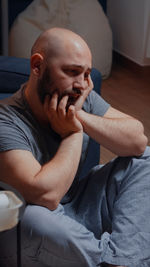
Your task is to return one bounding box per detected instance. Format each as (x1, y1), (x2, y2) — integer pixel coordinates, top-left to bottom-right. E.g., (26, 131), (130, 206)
(37, 67), (82, 107)
(37, 67), (54, 104)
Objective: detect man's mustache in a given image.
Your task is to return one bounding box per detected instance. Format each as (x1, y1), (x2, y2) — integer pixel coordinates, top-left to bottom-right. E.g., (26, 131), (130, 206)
(60, 88), (82, 99)
(46, 88), (82, 102)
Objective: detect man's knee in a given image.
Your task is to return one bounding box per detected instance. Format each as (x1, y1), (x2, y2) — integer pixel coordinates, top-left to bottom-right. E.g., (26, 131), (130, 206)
(22, 204), (67, 245)
(22, 205), (79, 252)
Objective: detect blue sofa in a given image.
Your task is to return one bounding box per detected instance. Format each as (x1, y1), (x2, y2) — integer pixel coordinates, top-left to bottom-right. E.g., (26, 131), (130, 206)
(0, 56), (102, 177)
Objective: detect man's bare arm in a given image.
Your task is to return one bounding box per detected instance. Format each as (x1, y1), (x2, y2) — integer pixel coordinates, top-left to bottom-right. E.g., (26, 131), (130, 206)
(77, 106), (148, 157)
(0, 131), (82, 210)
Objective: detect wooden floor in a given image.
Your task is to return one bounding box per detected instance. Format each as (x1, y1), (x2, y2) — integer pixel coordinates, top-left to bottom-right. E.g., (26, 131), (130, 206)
(100, 61), (150, 164)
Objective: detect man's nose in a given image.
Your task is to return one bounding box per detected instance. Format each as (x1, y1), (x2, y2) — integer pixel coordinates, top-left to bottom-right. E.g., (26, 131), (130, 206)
(73, 76), (86, 90)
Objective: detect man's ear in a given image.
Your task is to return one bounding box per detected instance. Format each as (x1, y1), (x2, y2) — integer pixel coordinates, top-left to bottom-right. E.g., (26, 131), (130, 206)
(30, 53), (44, 77)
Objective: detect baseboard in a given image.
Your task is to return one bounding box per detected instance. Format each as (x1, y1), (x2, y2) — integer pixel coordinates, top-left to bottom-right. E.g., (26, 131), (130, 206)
(113, 51), (150, 82)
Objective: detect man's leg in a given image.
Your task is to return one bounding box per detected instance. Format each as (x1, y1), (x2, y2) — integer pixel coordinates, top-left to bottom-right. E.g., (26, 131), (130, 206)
(96, 147), (150, 266)
(66, 147), (150, 267)
(0, 203), (103, 267)
(21, 204), (104, 267)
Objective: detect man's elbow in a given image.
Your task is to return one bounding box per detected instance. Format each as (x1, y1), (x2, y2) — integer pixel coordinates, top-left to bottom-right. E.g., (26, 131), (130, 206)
(131, 120), (148, 156)
(40, 192), (60, 210)
(26, 190), (60, 211)
(47, 200), (59, 211)
(134, 133), (148, 156)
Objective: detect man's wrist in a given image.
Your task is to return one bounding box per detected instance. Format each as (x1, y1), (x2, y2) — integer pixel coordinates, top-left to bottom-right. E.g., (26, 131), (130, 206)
(76, 109), (87, 123)
(61, 129), (83, 139)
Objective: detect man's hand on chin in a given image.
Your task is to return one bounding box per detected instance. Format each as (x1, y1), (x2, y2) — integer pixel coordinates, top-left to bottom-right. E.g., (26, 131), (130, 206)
(44, 93), (83, 138)
(74, 74), (93, 111)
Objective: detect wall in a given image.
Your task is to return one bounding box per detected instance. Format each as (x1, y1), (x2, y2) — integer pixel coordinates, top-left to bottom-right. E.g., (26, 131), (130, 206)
(107, 0), (150, 66)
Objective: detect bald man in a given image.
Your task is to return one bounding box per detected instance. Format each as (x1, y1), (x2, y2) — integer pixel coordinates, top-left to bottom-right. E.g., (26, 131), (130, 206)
(0, 28), (150, 267)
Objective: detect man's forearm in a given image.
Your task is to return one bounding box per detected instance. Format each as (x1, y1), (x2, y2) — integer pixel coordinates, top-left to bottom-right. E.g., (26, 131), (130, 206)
(77, 110), (147, 156)
(32, 131), (83, 209)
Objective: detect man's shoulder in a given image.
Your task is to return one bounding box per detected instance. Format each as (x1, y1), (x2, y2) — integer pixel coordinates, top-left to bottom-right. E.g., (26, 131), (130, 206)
(83, 90), (102, 110)
(0, 85), (29, 121)
(0, 83), (26, 107)
(0, 100), (20, 123)
(0, 102), (16, 119)
(83, 90), (97, 111)
(83, 89), (110, 116)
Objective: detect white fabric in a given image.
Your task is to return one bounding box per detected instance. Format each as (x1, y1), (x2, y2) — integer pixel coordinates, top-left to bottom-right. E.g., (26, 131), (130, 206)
(0, 191), (23, 231)
(9, 0), (112, 78)
(0, 193), (9, 208)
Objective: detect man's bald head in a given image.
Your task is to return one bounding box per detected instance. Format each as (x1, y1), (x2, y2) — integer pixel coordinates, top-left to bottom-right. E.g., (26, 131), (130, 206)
(31, 27), (92, 61)
(26, 27), (92, 114)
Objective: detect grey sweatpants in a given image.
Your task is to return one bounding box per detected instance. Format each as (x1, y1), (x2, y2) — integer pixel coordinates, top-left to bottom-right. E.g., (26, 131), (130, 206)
(0, 147), (150, 267)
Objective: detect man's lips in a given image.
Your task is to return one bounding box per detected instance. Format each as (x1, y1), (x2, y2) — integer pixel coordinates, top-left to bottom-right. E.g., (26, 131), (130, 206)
(53, 89), (82, 106)
(64, 88), (82, 98)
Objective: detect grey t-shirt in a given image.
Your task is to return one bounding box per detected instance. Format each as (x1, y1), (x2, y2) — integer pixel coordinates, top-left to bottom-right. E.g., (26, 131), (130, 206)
(0, 84), (110, 201)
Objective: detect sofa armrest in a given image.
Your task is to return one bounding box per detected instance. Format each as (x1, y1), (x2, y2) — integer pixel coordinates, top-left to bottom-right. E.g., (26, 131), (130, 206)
(0, 56), (29, 98)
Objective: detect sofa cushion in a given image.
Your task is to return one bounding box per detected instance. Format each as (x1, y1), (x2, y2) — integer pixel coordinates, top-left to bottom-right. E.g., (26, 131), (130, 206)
(0, 56), (30, 94)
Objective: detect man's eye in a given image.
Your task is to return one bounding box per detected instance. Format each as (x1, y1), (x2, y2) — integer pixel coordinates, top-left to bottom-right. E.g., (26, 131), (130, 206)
(65, 69), (79, 76)
(84, 72), (89, 79)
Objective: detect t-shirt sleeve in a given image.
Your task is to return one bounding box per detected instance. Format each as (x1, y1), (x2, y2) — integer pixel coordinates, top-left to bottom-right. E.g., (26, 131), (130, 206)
(83, 90), (110, 116)
(0, 108), (32, 153)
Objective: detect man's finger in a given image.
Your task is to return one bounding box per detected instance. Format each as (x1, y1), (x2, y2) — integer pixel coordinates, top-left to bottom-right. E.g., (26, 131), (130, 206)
(88, 74), (93, 88)
(50, 93), (58, 111)
(58, 95), (69, 116)
(67, 105), (75, 119)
